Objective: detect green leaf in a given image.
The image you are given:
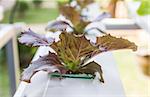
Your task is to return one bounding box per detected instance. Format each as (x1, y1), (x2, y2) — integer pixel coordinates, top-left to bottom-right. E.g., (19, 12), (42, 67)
(76, 61), (104, 83)
(51, 32), (99, 71)
(137, 0), (150, 16)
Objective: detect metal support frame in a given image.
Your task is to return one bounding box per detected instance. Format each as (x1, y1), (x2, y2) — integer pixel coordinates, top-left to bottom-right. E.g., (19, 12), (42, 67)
(5, 39), (17, 96)
(0, 25), (22, 97)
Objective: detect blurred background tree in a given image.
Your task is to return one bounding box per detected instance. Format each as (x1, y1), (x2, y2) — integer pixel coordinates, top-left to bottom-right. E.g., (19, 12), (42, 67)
(33, 0), (43, 8)
(17, 1), (29, 18)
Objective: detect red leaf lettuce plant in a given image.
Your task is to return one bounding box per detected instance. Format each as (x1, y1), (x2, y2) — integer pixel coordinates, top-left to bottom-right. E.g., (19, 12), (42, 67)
(18, 1), (137, 83)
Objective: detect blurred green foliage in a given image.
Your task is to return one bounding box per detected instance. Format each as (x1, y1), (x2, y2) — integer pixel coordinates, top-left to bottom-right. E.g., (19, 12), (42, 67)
(2, 8), (58, 24)
(137, 0), (150, 15)
(0, 48), (5, 63)
(18, 44), (37, 70)
(0, 49), (10, 97)
(33, 0), (43, 8)
(134, 0), (150, 15)
(17, 1), (29, 17)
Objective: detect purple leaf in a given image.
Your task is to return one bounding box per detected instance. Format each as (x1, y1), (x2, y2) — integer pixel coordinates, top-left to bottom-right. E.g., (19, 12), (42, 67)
(18, 29), (54, 47)
(21, 52), (66, 83)
(45, 20), (72, 32)
(93, 12), (111, 22)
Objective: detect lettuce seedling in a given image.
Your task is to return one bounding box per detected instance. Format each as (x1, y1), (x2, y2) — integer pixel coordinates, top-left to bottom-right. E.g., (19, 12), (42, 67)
(18, 1), (137, 83)
(19, 29), (137, 83)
